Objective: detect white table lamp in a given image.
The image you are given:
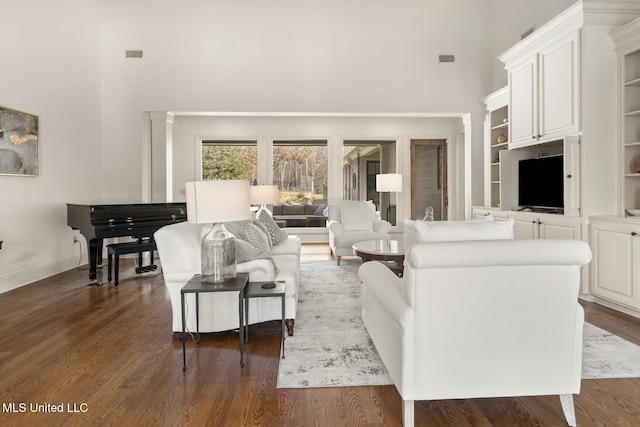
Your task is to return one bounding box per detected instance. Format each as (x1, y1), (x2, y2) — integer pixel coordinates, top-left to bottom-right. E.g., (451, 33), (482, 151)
(376, 173), (402, 223)
(186, 180), (251, 283)
(376, 173), (402, 193)
(249, 184), (279, 217)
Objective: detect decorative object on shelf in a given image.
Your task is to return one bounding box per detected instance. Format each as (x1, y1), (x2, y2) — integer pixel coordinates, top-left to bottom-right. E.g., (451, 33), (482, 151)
(423, 207), (434, 221)
(0, 106), (39, 176)
(186, 180), (251, 283)
(250, 184), (279, 217)
(497, 133), (508, 144)
(626, 209), (640, 217)
(634, 155), (640, 173)
(503, 118), (509, 124)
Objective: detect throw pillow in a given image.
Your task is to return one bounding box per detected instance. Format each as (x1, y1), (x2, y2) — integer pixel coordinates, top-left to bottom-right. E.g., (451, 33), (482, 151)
(404, 215), (497, 248)
(340, 200), (374, 231)
(239, 221), (272, 256)
(257, 210), (282, 245)
(236, 239), (277, 272)
(413, 218), (514, 242)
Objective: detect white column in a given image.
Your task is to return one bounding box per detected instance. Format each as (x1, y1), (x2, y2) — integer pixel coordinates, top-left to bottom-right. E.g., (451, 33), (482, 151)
(148, 111), (174, 202)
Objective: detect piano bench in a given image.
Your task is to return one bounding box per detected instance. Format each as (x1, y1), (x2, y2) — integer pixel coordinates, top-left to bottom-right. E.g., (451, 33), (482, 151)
(107, 240), (157, 286)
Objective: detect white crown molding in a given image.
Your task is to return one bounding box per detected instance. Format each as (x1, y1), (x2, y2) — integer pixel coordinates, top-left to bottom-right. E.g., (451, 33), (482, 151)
(499, 2), (583, 67)
(499, 0), (640, 66)
(583, 0), (640, 25)
(610, 16), (640, 53)
(482, 86), (508, 110)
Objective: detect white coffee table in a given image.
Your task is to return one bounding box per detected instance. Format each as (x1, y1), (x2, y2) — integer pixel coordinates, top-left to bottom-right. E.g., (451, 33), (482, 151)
(352, 239), (404, 277)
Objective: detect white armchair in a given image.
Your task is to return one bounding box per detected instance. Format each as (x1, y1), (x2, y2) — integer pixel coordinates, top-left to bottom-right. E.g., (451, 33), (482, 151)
(327, 200), (391, 265)
(359, 239), (592, 427)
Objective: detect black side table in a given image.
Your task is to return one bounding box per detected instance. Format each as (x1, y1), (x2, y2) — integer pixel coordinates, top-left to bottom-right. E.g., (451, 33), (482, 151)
(180, 273), (249, 371)
(244, 281), (286, 359)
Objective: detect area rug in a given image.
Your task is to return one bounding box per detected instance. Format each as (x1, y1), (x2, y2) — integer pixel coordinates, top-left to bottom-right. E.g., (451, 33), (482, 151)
(276, 259), (640, 388)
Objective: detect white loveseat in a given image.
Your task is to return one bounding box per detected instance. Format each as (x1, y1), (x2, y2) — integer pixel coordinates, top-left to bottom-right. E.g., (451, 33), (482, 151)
(327, 200), (392, 265)
(359, 238), (591, 427)
(154, 221), (301, 336)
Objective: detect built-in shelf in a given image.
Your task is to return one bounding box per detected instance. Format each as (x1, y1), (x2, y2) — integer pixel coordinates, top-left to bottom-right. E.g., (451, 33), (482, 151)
(492, 161), (500, 166)
(626, 141), (640, 147)
(492, 180), (501, 184)
(491, 142), (509, 148)
(491, 122), (509, 130)
(625, 173), (640, 177)
(625, 109), (640, 117)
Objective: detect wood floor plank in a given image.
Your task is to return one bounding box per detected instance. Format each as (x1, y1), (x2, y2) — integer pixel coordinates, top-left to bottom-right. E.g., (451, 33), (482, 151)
(1, 252), (640, 426)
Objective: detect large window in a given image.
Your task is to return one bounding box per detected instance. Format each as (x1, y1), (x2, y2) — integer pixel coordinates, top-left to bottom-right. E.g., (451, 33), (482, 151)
(272, 140), (328, 205)
(201, 140), (258, 181)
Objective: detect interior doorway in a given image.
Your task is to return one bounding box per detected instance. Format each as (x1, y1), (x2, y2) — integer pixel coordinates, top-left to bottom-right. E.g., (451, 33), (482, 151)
(411, 139), (447, 220)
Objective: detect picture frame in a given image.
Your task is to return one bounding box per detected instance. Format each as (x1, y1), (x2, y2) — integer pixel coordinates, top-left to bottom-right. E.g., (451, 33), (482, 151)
(0, 106), (39, 176)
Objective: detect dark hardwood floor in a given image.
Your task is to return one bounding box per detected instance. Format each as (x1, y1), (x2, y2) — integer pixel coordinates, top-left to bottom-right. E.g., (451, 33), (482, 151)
(1, 244), (640, 426)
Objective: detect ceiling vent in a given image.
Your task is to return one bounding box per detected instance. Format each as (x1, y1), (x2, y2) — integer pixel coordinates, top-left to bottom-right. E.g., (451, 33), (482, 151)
(439, 55), (455, 63)
(126, 50), (143, 59)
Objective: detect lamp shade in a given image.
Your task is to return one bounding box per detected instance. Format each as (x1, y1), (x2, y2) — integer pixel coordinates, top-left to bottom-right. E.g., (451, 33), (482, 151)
(249, 185), (279, 205)
(185, 180), (251, 224)
(376, 174), (402, 192)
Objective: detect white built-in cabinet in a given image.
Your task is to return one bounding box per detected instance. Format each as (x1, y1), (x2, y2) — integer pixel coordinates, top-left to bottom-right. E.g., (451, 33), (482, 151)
(590, 217), (640, 311)
(509, 211), (581, 240)
(502, 28), (580, 148)
(477, 2), (640, 317)
(470, 208), (581, 241)
(477, 135), (580, 215)
(586, 17), (640, 317)
(611, 18), (640, 214)
(482, 87), (509, 209)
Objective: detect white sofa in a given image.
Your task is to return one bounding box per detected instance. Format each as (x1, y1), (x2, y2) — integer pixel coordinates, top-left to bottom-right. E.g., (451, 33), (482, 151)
(154, 220), (301, 336)
(327, 200), (392, 265)
(358, 238), (592, 427)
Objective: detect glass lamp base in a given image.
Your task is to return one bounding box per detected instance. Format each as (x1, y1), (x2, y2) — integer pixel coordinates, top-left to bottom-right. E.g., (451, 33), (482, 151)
(201, 223), (237, 283)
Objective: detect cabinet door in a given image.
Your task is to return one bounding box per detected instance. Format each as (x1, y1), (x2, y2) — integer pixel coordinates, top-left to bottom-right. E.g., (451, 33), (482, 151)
(511, 214), (539, 239)
(591, 221), (640, 308)
(509, 56), (538, 148)
(538, 216), (580, 240)
(539, 32), (580, 141)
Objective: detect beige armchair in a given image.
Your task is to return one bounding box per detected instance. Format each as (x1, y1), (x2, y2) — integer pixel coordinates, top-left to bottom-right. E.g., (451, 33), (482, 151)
(327, 200), (391, 265)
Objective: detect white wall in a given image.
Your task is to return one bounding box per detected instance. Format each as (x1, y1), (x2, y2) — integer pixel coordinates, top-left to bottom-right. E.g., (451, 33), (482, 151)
(99, 0), (495, 202)
(0, 0), (102, 292)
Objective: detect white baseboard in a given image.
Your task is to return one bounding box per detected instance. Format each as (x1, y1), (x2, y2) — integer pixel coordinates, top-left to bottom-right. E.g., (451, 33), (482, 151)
(0, 256), (81, 294)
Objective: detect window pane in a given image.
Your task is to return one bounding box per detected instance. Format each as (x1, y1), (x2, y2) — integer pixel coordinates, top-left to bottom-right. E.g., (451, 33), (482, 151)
(273, 141), (327, 205)
(202, 141), (257, 182)
(272, 140), (328, 228)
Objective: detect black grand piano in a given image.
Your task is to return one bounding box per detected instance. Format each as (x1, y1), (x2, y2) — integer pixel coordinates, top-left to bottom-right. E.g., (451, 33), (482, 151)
(67, 202), (187, 284)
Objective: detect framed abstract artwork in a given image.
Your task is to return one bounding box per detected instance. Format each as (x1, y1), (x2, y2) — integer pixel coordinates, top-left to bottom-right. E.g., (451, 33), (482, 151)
(0, 106), (39, 176)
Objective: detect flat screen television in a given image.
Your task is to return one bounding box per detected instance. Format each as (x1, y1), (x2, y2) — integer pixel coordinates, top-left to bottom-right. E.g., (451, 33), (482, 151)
(518, 155), (564, 211)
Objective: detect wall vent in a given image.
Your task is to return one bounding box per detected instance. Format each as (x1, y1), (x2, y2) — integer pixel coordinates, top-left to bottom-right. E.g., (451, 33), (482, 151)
(126, 50), (143, 59)
(439, 55), (455, 63)
(521, 26), (536, 40)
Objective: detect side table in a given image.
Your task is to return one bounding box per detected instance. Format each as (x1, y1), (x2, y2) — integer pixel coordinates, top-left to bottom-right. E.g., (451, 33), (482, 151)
(244, 281), (286, 359)
(180, 273), (249, 371)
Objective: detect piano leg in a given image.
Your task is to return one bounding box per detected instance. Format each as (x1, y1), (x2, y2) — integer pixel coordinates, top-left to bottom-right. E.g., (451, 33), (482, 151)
(87, 238), (104, 286)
